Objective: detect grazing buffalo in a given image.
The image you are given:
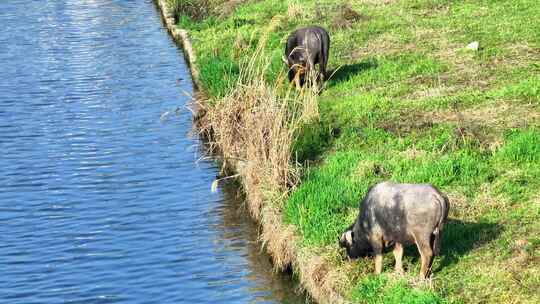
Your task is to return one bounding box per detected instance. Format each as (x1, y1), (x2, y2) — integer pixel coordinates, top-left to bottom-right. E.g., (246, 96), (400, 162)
(283, 26), (330, 87)
(339, 181), (449, 278)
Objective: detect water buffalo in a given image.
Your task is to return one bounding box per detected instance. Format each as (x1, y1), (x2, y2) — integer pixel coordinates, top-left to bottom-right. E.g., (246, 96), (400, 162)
(283, 26), (330, 88)
(339, 181), (449, 278)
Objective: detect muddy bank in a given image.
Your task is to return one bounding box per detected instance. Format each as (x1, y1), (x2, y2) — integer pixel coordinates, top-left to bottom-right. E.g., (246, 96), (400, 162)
(155, 0), (201, 89)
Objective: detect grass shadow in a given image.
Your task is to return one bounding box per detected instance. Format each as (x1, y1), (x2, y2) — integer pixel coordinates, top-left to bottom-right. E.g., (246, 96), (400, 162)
(327, 58), (378, 85)
(293, 119), (335, 164)
(292, 115), (355, 165)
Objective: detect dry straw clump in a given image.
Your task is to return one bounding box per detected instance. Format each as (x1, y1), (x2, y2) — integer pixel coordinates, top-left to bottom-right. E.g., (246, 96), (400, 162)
(287, 2), (305, 19)
(259, 206), (297, 269)
(296, 248), (349, 304)
(331, 3), (369, 30)
(200, 17), (319, 219)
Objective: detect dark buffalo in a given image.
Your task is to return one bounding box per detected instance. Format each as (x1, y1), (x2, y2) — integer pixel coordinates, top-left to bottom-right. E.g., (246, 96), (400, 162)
(283, 26), (330, 87)
(339, 181), (449, 278)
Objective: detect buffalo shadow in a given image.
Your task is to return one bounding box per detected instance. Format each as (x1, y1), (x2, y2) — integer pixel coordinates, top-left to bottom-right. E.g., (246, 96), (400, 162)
(326, 58), (378, 85)
(436, 219), (502, 270)
(401, 219), (502, 273)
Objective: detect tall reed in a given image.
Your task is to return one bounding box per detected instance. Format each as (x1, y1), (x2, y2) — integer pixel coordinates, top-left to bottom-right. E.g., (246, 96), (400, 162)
(200, 17), (319, 217)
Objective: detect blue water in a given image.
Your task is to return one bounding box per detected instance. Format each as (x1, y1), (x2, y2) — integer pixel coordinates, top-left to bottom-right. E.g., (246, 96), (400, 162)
(0, 1), (303, 303)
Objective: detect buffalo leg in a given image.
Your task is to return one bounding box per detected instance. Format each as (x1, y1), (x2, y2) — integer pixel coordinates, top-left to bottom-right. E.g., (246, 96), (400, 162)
(294, 71), (301, 90)
(319, 59), (327, 82)
(371, 238), (384, 274)
(415, 235), (433, 279)
(316, 65), (325, 92)
(288, 69), (295, 83)
(393, 242), (404, 275)
(374, 252), (383, 274)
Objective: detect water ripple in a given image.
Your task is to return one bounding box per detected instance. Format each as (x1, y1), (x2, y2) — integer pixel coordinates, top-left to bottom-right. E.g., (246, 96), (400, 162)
(0, 1), (304, 303)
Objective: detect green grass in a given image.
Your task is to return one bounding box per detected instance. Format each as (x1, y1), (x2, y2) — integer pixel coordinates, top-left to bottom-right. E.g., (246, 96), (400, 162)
(496, 129), (540, 164)
(175, 0), (540, 302)
(351, 275), (446, 304)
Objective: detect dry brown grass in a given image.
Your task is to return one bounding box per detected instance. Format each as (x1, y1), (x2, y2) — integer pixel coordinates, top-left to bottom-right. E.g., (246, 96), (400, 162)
(434, 101), (540, 149)
(358, 0), (395, 6)
(379, 100), (539, 149)
(350, 32), (408, 60)
(447, 184), (512, 221)
(259, 207), (297, 269)
(331, 3), (369, 30)
(201, 78), (299, 215)
(296, 248), (349, 304)
(200, 65), (318, 217)
(287, 2), (306, 20)
(419, 35), (539, 98)
(218, 0), (246, 19)
(199, 17), (319, 219)
(399, 147), (428, 160)
(436, 101), (540, 129)
(353, 23), (538, 101)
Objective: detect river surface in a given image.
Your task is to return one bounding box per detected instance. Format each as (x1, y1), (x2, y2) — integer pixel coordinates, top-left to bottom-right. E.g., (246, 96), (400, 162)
(0, 1), (305, 303)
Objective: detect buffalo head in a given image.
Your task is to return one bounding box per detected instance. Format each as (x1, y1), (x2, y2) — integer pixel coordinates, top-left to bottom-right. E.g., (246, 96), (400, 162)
(339, 228), (371, 259)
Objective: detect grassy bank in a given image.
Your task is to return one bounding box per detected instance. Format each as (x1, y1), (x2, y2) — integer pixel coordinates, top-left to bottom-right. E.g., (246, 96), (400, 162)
(170, 0), (540, 302)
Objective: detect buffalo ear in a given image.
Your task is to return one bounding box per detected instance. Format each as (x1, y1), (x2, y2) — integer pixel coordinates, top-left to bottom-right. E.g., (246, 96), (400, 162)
(345, 230), (353, 246)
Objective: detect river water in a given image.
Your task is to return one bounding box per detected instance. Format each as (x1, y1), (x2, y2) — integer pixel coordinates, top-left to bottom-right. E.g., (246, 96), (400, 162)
(0, 1), (304, 303)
